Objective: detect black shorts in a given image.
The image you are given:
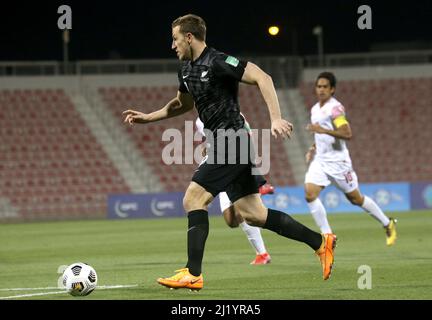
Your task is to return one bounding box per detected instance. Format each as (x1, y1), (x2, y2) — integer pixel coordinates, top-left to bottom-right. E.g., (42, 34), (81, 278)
(192, 129), (261, 203)
(254, 173), (267, 188)
(192, 161), (260, 203)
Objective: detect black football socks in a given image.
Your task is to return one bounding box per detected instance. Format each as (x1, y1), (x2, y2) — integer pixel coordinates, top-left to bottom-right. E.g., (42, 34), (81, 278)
(264, 208), (322, 250)
(185, 210), (209, 276)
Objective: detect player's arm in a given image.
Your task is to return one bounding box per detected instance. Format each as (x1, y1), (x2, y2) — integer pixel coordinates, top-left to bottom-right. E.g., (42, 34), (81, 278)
(241, 62), (293, 139)
(306, 104), (352, 140)
(123, 91), (194, 125)
(305, 143), (316, 164)
(306, 117), (352, 140)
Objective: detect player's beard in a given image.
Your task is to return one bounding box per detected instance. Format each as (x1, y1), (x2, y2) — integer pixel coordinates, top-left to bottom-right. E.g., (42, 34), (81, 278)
(179, 45), (192, 61)
(188, 43), (194, 61)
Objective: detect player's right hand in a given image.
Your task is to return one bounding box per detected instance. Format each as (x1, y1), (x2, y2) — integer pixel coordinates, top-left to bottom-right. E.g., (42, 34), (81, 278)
(271, 119), (293, 139)
(201, 144), (207, 157)
(122, 109), (150, 125)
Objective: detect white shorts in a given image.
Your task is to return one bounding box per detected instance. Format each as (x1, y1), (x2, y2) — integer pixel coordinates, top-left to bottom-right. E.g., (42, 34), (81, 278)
(219, 192), (233, 212)
(305, 158), (358, 193)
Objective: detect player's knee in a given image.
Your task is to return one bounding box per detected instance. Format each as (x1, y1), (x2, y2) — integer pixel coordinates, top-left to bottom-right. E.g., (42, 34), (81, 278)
(223, 208), (239, 228)
(240, 209), (265, 226)
(222, 208), (238, 228)
(182, 195), (192, 212)
(183, 183), (212, 212)
(226, 219), (239, 228)
(305, 192), (318, 203)
(243, 216), (262, 227)
(349, 196), (363, 206)
(233, 195), (266, 226)
(183, 193), (204, 212)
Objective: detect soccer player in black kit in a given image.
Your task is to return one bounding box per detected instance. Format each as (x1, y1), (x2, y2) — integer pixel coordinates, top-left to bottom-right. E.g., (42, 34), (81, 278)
(123, 14), (337, 290)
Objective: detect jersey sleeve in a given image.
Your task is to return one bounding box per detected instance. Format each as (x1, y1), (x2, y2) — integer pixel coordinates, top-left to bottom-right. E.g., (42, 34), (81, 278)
(331, 104), (349, 128)
(177, 69), (188, 93)
(213, 54), (247, 81)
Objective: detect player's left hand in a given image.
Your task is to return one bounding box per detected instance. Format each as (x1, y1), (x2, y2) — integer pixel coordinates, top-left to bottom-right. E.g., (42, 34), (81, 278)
(271, 119), (293, 139)
(306, 123), (327, 134)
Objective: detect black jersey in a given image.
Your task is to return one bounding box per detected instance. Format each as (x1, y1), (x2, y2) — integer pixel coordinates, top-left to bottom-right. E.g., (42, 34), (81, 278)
(178, 47), (248, 134)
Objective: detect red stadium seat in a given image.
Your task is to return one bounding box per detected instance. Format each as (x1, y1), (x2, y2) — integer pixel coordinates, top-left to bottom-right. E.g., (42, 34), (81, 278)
(0, 89), (131, 220)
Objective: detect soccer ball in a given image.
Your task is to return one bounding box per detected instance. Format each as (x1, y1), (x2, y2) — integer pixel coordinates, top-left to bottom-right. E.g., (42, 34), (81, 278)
(62, 262), (98, 296)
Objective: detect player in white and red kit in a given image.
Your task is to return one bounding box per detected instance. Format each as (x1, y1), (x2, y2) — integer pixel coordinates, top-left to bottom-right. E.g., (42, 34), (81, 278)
(305, 72), (397, 246)
(196, 116), (272, 264)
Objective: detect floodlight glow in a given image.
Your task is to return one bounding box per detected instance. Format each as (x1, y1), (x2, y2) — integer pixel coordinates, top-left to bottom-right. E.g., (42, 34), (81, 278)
(268, 26), (280, 36)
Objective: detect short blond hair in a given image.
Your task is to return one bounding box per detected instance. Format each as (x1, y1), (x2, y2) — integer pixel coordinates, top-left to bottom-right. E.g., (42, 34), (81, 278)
(172, 14), (206, 41)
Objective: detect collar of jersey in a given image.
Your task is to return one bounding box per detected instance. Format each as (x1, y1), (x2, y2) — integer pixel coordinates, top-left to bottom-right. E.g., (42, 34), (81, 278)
(191, 46), (210, 66)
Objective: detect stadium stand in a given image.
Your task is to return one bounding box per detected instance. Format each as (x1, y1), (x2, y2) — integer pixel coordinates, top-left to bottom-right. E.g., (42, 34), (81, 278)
(299, 77), (432, 183)
(0, 88), (130, 220)
(99, 85), (199, 192)
(2, 61), (430, 222)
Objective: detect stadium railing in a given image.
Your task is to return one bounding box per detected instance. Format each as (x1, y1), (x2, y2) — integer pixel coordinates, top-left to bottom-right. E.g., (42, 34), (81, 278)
(304, 50), (432, 68)
(2, 50), (432, 82)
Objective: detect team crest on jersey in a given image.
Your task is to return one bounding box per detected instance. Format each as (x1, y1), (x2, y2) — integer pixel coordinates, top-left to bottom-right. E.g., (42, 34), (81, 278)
(225, 56), (239, 67)
(200, 70), (209, 82)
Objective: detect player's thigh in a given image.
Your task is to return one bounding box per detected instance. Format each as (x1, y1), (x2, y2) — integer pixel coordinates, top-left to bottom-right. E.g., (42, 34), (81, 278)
(233, 194), (267, 227)
(183, 181), (214, 212)
(333, 170), (359, 194)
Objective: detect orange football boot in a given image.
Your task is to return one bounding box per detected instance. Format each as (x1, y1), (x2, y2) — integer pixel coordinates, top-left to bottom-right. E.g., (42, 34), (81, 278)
(157, 268), (203, 291)
(315, 233), (337, 280)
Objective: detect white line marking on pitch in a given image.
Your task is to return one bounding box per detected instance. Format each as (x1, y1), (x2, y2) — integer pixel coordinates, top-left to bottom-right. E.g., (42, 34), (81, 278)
(0, 287), (60, 291)
(0, 284), (138, 300)
(0, 291), (67, 299)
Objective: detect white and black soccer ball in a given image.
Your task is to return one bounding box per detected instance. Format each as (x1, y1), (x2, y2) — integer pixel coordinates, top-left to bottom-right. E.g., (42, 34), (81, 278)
(62, 262), (98, 296)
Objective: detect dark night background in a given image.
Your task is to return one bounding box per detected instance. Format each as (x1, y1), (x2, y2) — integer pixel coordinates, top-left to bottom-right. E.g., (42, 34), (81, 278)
(1, 0), (432, 61)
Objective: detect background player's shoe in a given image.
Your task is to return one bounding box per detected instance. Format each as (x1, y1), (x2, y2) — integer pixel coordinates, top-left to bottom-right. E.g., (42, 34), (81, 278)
(385, 218), (397, 246)
(250, 252), (271, 265)
(157, 268), (203, 290)
(315, 233), (337, 280)
(259, 183), (275, 195)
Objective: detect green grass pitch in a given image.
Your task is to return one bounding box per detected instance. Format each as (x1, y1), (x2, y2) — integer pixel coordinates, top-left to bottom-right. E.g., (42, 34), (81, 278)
(1, 210), (431, 300)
